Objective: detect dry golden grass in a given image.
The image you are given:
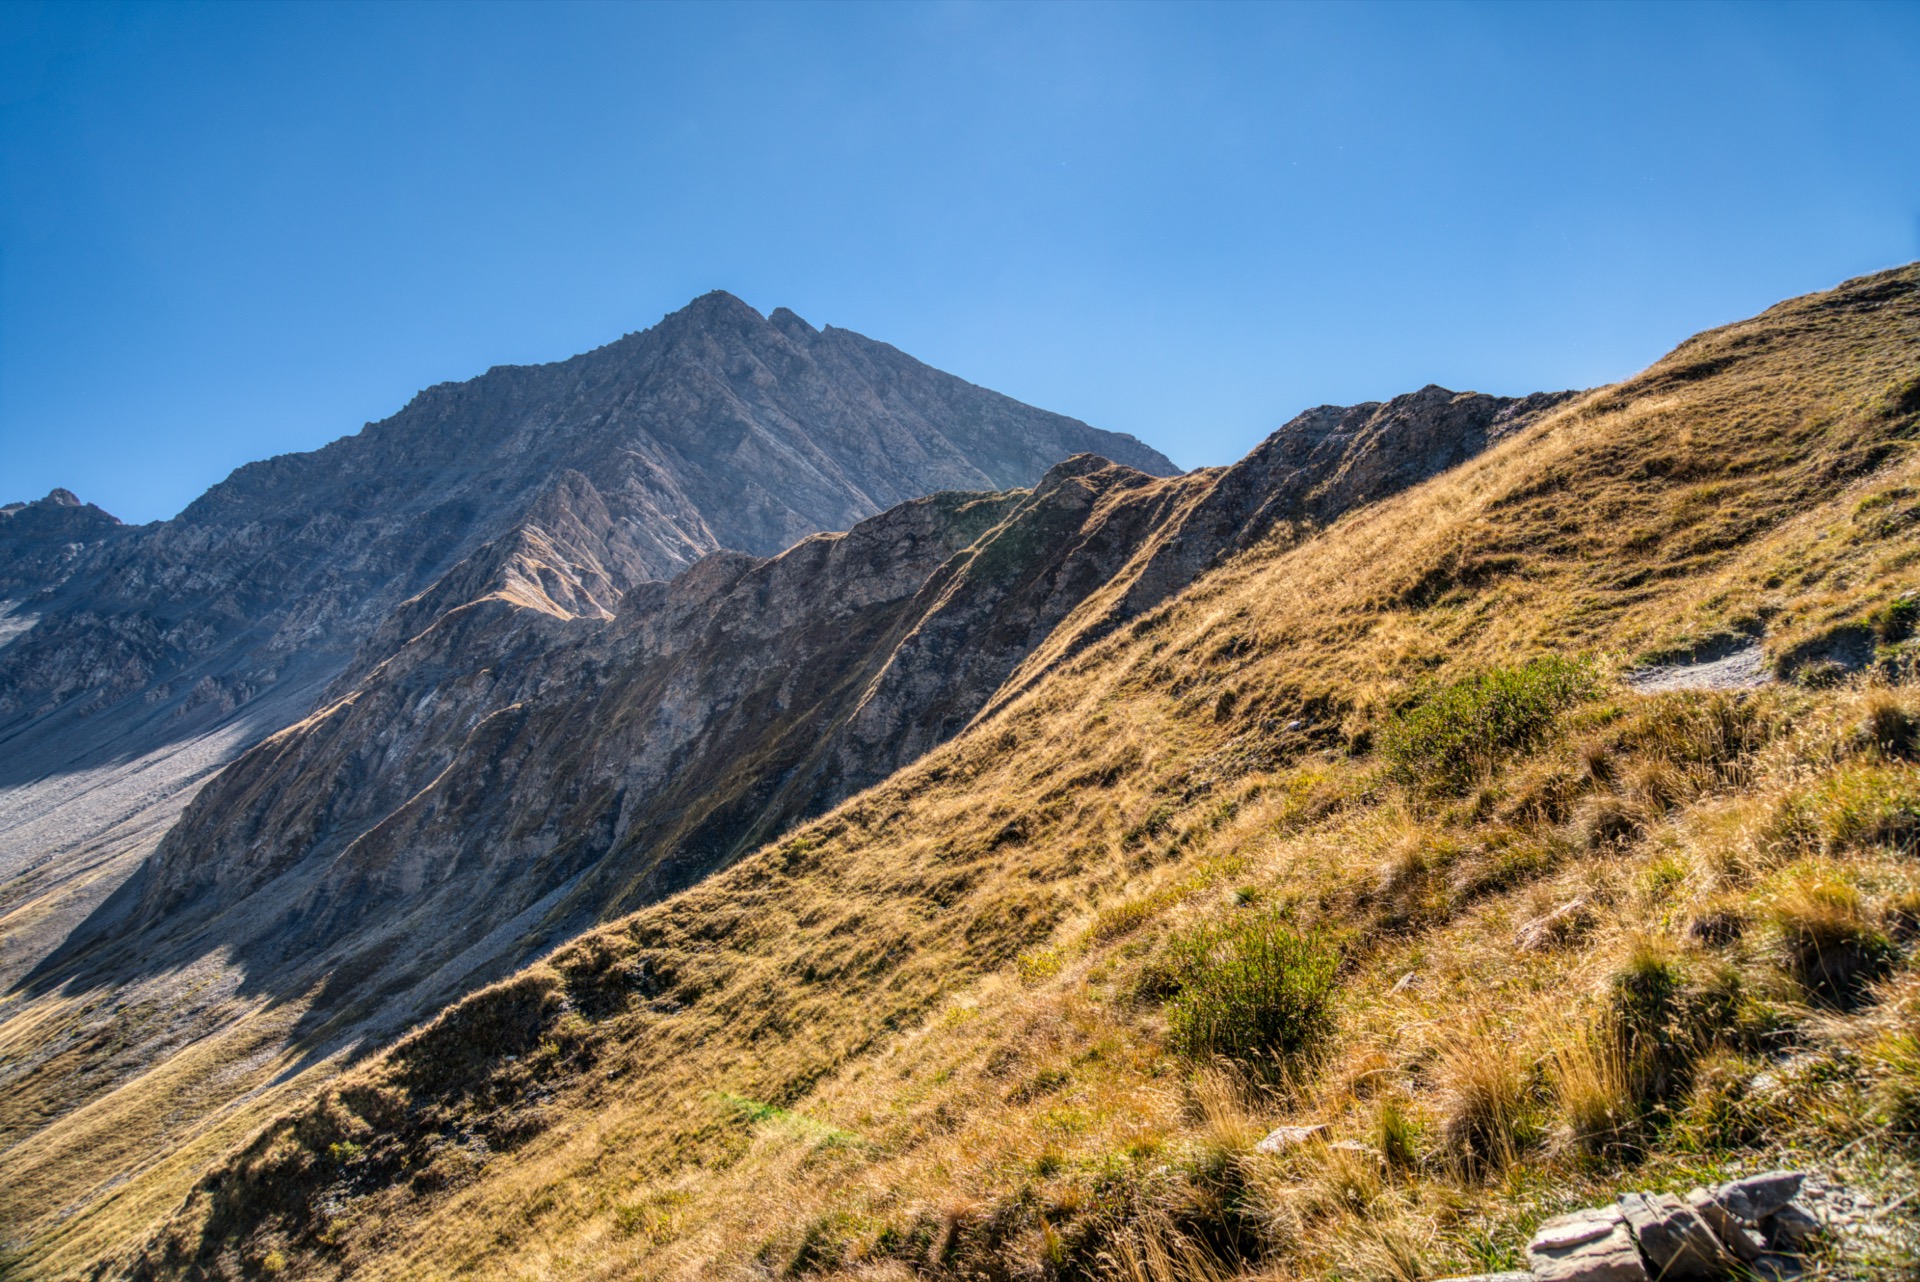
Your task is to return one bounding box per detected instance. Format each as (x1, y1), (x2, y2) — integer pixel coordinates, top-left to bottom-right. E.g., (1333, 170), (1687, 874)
(17, 265), (1920, 1281)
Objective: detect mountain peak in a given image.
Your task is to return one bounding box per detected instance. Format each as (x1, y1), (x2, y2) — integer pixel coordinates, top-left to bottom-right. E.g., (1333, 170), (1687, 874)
(667, 289), (764, 327)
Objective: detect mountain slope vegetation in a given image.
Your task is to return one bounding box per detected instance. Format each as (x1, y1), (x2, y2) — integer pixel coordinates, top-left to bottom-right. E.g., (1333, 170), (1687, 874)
(92, 267), (1920, 1281)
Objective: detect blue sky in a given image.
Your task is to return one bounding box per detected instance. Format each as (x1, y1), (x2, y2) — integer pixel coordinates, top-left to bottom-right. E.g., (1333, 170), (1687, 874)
(3, 1), (1917, 524)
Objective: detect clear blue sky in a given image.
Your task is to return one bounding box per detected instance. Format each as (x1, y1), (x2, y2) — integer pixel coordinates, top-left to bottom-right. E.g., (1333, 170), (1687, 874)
(3, 1), (1917, 523)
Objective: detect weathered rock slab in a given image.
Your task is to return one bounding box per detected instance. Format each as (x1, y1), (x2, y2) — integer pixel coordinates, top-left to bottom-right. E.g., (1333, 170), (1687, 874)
(1528, 1206), (1650, 1282)
(1618, 1191), (1732, 1281)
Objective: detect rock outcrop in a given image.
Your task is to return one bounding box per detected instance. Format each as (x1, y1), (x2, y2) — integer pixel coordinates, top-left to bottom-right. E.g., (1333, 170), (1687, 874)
(1522, 1171), (1853, 1282)
(0, 488), (127, 603)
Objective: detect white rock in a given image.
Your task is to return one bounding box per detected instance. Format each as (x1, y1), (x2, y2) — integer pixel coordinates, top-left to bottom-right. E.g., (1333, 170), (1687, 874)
(1253, 1123), (1325, 1153)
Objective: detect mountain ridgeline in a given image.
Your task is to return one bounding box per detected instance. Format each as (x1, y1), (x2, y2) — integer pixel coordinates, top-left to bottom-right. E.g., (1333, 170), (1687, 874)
(0, 284), (1588, 1277)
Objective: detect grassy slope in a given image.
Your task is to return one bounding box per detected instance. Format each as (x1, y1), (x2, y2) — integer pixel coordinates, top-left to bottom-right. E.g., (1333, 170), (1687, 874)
(97, 265), (1920, 1281)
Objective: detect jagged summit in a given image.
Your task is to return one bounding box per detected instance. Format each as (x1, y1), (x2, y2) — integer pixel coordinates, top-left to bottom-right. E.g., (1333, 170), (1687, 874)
(3, 485), (107, 515)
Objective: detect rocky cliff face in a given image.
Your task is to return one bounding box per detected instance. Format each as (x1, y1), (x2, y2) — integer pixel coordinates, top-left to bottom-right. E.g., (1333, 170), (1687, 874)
(0, 292), (1172, 767)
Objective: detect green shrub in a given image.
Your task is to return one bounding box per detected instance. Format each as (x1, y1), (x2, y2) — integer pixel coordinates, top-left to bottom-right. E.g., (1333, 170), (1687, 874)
(1163, 911), (1339, 1068)
(1381, 657), (1600, 794)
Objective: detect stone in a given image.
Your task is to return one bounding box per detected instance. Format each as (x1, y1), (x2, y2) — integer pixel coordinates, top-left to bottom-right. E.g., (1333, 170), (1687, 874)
(1253, 1124), (1326, 1153)
(1749, 1253), (1804, 1281)
(1718, 1171), (1805, 1223)
(1431, 1274), (1533, 1282)
(1528, 1206), (1650, 1282)
(1685, 1187), (1766, 1261)
(1618, 1191), (1734, 1280)
(1760, 1201), (1825, 1253)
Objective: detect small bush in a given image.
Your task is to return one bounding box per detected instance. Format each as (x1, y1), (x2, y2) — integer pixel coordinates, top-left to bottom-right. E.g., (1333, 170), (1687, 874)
(1673, 1048), (1765, 1152)
(1163, 912), (1339, 1069)
(1381, 657), (1600, 794)
(1608, 938), (1690, 1106)
(1861, 694), (1920, 760)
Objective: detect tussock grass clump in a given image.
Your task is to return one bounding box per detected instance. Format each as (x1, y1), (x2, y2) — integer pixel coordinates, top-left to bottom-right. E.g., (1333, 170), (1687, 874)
(1163, 912), (1339, 1069)
(1860, 692), (1920, 759)
(1764, 870), (1900, 1008)
(1381, 657), (1600, 794)
(1802, 766), (1920, 854)
(1870, 1030), (1920, 1134)
(1435, 1020), (1540, 1177)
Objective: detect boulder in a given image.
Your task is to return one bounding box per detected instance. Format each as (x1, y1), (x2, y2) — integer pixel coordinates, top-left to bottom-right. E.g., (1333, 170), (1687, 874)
(1685, 1187), (1766, 1262)
(1528, 1205), (1650, 1282)
(1717, 1171), (1804, 1222)
(1618, 1191), (1733, 1280)
(1760, 1201), (1825, 1253)
(1749, 1253), (1804, 1281)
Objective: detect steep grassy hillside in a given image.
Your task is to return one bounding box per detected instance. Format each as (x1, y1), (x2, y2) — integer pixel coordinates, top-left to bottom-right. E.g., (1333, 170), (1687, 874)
(93, 265), (1920, 1280)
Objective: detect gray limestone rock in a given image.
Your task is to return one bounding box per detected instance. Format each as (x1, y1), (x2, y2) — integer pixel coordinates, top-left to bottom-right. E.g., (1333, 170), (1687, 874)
(1760, 1201), (1825, 1253)
(1718, 1171), (1805, 1223)
(1254, 1124), (1327, 1153)
(1529, 1206), (1650, 1282)
(1618, 1191), (1733, 1280)
(1749, 1253), (1804, 1281)
(1685, 1187), (1766, 1261)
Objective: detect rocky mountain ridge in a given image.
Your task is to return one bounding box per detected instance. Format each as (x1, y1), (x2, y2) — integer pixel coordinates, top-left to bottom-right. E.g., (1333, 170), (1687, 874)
(0, 292), (1170, 771)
